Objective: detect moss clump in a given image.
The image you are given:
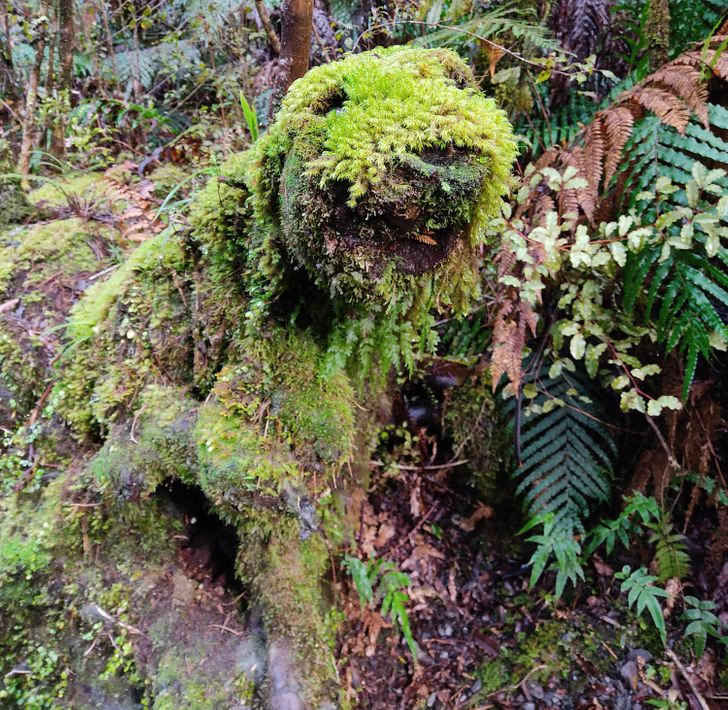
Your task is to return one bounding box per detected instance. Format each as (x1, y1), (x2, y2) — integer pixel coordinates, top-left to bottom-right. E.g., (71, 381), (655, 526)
(195, 328), (355, 511)
(191, 46), (516, 380)
(443, 374), (512, 501)
(0, 218), (119, 424)
(60, 230), (194, 434)
(0, 217), (105, 292)
(27, 172), (107, 209)
(87, 384), (199, 501)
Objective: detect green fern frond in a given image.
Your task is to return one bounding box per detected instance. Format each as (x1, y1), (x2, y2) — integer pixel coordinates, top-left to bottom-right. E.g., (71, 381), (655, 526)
(413, 3), (558, 51)
(618, 105), (728, 209)
(513, 367), (616, 531)
(619, 106), (728, 398)
(648, 516), (691, 582)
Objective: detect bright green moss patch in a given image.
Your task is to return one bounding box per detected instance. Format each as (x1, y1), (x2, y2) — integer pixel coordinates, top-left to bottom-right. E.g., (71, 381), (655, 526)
(269, 45), (516, 211)
(60, 230), (193, 434)
(27, 172), (106, 208)
(87, 385), (199, 500)
(0, 218), (110, 293)
(187, 46), (516, 382)
(67, 228), (187, 340)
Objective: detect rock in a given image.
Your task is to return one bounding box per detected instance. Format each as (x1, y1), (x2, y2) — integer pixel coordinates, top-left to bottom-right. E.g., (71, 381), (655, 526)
(620, 660), (639, 690)
(628, 648), (653, 664)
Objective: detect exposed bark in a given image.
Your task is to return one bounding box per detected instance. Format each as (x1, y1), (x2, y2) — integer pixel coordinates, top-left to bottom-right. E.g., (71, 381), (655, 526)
(255, 0), (281, 55)
(272, 0), (313, 112)
(17, 25), (47, 186)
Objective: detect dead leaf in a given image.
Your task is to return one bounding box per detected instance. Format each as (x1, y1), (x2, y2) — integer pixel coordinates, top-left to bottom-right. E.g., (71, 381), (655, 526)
(592, 555), (614, 577)
(485, 43), (506, 79)
(457, 503), (494, 532)
(374, 522), (396, 548)
(664, 578), (682, 618)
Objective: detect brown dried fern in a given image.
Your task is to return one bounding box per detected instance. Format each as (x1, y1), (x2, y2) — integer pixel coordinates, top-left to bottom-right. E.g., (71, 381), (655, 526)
(103, 165), (164, 242)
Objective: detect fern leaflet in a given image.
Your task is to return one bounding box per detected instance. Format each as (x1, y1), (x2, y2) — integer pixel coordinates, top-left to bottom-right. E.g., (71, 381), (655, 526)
(514, 366), (616, 531)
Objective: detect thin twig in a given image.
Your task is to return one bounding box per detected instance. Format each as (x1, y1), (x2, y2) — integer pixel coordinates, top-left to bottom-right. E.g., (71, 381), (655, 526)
(666, 649), (709, 710)
(646, 415), (679, 470)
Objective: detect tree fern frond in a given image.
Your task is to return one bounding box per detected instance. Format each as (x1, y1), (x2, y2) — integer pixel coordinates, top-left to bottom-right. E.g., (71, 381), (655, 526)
(513, 367), (615, 531)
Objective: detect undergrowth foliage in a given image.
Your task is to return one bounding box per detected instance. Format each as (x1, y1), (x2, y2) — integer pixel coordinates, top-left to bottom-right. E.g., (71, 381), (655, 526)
(480, 31), (728, 615)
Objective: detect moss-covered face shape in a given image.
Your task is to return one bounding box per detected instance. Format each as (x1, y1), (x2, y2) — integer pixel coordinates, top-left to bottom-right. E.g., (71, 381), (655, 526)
(254, 46), (517, 306)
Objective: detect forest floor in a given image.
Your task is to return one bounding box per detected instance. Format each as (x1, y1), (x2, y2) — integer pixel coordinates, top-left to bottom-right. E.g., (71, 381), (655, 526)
(337, 458), (728, 709)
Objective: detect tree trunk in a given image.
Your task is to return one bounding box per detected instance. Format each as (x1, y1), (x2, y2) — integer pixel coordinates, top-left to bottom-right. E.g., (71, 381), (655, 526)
(0, 3), (16, 101)
(17, 27), (47, 186)
(58, 0), (74, 90)
(646, 0), (670, 70)
(272, 0), (313, 113)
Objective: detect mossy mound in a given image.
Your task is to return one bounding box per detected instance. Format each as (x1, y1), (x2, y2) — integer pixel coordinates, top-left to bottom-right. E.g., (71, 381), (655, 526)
(443, 373), (513, 502)
(190, 46), (516, 377)
(0, 464), (261, 709)
(266, 46), (516, 307)
(0, 218), (122, 426)
(1, 47), (515, 707)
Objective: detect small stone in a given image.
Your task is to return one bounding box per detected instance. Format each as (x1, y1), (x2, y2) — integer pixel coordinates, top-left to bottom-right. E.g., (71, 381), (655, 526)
(628, 648), (652, 664)
(444, 624), (453, 637)
(427, 692), (437, 707)
(470, 679), (482, 694)
(523, 703), (536, 710)
(524, 681), (544, 700)
(620, 660), (639, 690)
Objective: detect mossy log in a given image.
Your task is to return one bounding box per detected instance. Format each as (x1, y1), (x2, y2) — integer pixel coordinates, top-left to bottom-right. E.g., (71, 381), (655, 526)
(0, 47), (515, 708)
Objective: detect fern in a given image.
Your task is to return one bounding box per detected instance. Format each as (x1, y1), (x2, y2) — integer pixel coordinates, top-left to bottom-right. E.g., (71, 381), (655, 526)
(622, 161), (728, 399)
(681, 595), (725, 658)
(413, 3), (558, 52)
(514, 366), (616, 531)
(343, 555), (417, 660)
(647, 516), (692, 581)
(617, 105), (728, 209)
(669, 0), (726, 57)
(585, 491), (661, 555)
(616, 565), (669, 645)
(549, 0), (610, 59)
(524, 513), (585, 598)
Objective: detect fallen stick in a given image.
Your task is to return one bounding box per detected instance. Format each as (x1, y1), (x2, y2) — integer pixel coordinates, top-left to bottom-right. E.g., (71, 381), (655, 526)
(666, 649), (709, 710)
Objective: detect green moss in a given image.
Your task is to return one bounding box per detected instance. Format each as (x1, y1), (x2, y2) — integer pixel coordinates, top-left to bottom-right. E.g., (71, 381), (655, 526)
(0, 218), (109, 293)
(251, 520), (338, 707)
(194, 328), (355, 510)
(474, 658), (509, 694)
(196, 399), (297, 508)
(0, 218), (120, 423)
(27, 172), (106, 208)
(444, 374), (512, 501)
(269, 45), (515, 213)
(87, 384), (199, 501)
(188, 47), (516, 382)
(67, 228), (187, 341)
(60, 230), (194, 434)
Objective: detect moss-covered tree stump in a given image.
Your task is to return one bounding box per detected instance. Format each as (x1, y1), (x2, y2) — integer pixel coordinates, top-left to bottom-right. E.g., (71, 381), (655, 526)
(0, 47), (515, 708)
